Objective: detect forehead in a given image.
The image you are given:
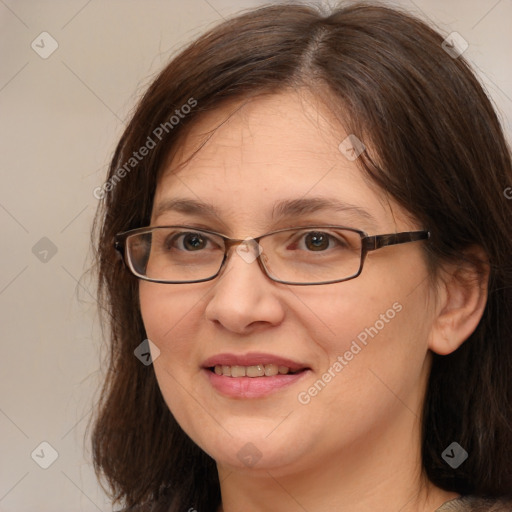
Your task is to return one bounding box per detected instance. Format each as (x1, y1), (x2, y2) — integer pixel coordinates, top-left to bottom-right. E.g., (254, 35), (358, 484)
(162, 90), (351, 175)
(153, 91), (409, 233)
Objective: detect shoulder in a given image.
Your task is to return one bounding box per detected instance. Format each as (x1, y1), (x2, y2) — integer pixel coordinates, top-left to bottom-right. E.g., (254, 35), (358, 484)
(436, 496), (512, 511)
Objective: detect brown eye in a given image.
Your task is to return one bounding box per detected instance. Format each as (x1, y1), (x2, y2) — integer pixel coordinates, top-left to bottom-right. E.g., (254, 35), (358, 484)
(182, 233), (206, 251)
(304, 232), (330, 251)
(166, 232), (208, 251)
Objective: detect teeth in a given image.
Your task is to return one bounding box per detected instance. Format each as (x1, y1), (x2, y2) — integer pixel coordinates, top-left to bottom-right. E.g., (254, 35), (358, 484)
(246, 364), (265, 377)
(231, 365), (246, 378)
(264, 363), (279, 376)
(213, 364), (294, 377)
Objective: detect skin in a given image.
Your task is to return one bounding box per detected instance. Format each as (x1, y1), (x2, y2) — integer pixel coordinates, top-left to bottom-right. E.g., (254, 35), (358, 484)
(139, 91), (487, 512)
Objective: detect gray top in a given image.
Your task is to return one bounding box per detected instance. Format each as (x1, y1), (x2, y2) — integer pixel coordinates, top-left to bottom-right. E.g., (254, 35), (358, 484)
(435, 496), (512, 511)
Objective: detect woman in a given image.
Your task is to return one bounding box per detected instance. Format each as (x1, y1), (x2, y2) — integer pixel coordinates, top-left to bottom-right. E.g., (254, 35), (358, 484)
(90, 3), (512, 511)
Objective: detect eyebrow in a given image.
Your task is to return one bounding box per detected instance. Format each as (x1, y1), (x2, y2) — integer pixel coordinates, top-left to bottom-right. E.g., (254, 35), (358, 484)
(153, 198), (222, 220)
(271, 197), (377, 226)
(153, 197), (377, 227)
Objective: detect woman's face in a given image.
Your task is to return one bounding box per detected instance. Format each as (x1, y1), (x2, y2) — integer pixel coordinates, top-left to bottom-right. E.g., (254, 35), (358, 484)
(139, 91), (437, 476)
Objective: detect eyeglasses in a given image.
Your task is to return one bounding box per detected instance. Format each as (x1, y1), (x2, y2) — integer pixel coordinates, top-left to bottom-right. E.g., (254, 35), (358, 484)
(114, 225), (430, 286)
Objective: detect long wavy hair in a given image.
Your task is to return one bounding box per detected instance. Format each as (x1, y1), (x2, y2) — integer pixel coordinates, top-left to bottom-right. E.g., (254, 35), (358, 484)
(90, 3), (512, 510)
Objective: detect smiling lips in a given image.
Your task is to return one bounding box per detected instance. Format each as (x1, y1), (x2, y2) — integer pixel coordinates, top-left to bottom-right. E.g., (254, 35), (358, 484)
(202, 353), (310, 398)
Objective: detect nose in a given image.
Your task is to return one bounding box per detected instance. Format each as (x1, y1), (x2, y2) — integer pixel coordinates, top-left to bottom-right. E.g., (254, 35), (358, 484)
(204, 241), (285, 334)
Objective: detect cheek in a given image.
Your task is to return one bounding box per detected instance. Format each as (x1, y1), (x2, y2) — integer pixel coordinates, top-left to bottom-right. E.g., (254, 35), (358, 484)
(305, 264), (433, 388)
(298, 276), (401, 352)
(139, 283), (209, 433)
(297, 285), (431, 438)
(140, 282), (196, 332)
(138, 283), (205, 369)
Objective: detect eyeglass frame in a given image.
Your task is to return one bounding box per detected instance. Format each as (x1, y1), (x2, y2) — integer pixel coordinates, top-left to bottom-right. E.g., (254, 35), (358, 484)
(114, 225), (430, 286)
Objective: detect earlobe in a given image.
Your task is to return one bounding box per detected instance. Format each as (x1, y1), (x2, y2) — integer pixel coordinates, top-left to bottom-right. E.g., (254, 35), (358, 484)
(428, 247), (489, 356)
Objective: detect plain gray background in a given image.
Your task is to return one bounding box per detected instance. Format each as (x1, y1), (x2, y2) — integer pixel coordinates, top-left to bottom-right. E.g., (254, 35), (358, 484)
(1, 1), (511, 510)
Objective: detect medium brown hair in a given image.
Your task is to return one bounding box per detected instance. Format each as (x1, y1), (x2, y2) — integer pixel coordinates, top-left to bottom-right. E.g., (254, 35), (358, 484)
(90, 2), (512, 510)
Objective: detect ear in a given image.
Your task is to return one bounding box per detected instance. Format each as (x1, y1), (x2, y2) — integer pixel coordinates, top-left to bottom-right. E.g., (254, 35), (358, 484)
(428, 246), (489, 355)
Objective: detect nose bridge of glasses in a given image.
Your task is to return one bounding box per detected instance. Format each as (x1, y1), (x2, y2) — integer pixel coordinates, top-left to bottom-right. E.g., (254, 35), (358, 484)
(223, 236), (264, 265)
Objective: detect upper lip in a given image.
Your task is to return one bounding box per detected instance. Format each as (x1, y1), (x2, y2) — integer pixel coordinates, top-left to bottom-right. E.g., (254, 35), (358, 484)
(202, 352), (309, 372)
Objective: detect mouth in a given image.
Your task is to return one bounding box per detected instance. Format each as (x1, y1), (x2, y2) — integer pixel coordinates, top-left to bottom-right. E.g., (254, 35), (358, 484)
(202, 353), (311, 398)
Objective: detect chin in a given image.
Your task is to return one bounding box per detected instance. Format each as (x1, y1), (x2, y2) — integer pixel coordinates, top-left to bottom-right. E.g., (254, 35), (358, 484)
(195, 427), (312, 474)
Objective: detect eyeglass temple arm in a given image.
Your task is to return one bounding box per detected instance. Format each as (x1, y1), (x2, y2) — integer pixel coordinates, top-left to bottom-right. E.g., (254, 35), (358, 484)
(114, 237), (125, 260)
(363, 231), (430, 251)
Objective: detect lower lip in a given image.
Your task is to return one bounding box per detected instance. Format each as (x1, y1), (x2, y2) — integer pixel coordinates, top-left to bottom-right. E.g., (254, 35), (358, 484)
(204, 369), (310, 398)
